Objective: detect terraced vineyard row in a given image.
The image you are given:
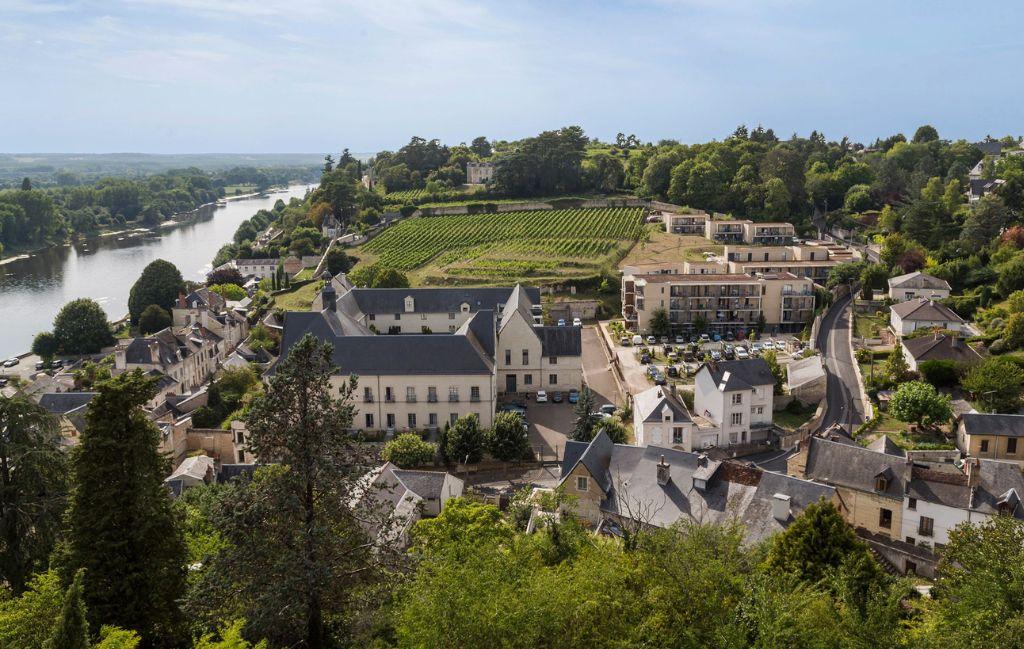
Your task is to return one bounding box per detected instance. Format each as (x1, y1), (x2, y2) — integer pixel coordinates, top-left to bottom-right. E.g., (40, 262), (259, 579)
(363, 207), (645, 270)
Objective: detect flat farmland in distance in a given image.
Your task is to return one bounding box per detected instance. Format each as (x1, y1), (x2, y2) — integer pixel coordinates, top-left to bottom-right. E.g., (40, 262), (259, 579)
(354, 207), (645, 285)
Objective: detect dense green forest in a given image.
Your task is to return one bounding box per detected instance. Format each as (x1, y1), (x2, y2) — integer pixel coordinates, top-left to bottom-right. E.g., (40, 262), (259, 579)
(0, 165), (319, 255)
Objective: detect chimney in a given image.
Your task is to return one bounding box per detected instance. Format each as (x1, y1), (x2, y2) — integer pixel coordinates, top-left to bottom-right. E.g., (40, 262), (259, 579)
(656, 455), (671, 486)
(149, 340), (160, 365)
(772, 493), (791, 521)
(966, 458), (981, 487)
(670, 383), (677, 398)
(321, 282), (337, 312)
(697, 453), (708, 468)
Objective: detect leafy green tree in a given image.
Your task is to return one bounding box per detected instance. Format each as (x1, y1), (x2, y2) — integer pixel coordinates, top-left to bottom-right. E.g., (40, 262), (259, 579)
(486, 412), (531, 461)
(596, 418), (628, 444)
(888, 380), (953, 428)
(127, 259), (184, 324)
(997, 254), (1024, 297)
(0, 396), (67, 594)
(208, 283), (246, 301)
(32, 331), (59, 361)
(194, 619), (268, 649)
(93, 626), (141, 648)
(859, 263), (889, 300)
(381, 433), (437, 468)
(445, 414), (485, 464)
(571, 386), (598, 441)
(884, 345), (909, 383)
(961, 194), (1011, 249)
(72, 360), (112, 390)
(763, 177), (790, 219)
(51, 298), (114, 355)
(409, 498), (511, 556)
(60, 371), (187, 646)
(347, 264), (409, 288)
(137, 304), (171, 335)
(649, 307), (669, 337)
(766, 500), (873, 585)
(191, 335), (378, 648)
(0, 570), (64, 649)
(761, 350), (785, 395)
(826, 261), (866, 289)
(1004, 312), (1024, 349)
(323, 247), (352, 276)
(879, 232), (911, 268)
(843, 183), (873, 212)
(962, 356), (1024, 413)
(912, 124), (939, 143)
(45, 569), (89, 649)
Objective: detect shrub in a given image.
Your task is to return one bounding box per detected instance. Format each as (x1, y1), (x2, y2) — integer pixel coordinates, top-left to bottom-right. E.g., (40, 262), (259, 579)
(917, 360), (959, 387)
(382, 433), (437, 468)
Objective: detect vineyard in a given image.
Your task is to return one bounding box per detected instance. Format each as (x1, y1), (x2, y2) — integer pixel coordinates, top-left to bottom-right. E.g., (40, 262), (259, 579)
(358, 207), (645, 283)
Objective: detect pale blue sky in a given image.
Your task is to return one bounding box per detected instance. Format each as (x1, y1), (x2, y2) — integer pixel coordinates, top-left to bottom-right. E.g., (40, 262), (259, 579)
(1, 0), (1021, 153)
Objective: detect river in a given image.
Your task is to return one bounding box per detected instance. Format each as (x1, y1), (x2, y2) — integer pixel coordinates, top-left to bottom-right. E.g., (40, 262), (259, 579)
(0, 184), (316, 359)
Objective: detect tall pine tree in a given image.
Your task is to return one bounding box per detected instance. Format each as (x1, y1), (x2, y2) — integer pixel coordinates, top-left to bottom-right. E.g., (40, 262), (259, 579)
(60, 371), (186, 646)
(46, 569), (89, 649)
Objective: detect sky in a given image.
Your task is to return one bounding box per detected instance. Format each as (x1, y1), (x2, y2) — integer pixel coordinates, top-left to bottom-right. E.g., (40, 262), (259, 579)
(1, 0), (1022, 154)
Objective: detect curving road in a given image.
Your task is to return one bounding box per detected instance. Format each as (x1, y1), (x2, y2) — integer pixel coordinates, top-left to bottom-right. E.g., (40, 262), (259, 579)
(816, 292), (867, 434)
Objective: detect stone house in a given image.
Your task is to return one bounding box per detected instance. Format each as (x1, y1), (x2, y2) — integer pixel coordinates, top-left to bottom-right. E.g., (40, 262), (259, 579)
(900, 332), (981, 372)
(693, 359), (775, 446)
(957, 413), (1024, 462)
(889, 298), (967, 336)
(357, 462), (464, 547)
(887, 272), (951, 303)
(466, 161), (495, 184)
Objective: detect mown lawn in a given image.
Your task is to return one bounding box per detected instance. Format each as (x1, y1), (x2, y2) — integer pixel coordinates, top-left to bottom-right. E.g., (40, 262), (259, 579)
(273, 281), (321, 311)
(862, 413), (956, 450)
(618, 226), (722, 268)
(854, 311), (889, 339)
(774, 402), (818, 431)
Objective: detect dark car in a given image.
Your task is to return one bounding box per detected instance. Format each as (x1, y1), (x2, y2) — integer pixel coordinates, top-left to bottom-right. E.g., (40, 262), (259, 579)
(552, 391), (564, 403)
(723, 348), (735, 360)
(666, 364), (679, 377)
(663, 344), (673, 356)
(640, 352), (651, 364)
(724, 331), (735, 341)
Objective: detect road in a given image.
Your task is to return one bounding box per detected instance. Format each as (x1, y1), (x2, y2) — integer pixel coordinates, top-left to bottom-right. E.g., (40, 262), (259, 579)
(581, 326), (625, 408)
(815, 292), (867, 434)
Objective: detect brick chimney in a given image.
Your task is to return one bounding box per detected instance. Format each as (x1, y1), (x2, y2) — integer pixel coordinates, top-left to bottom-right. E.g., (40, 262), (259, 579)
(656, 455), (671, 486)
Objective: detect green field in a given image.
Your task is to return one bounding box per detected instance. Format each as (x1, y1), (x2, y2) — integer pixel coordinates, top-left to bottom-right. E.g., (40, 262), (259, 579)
(357, 207), (645, 284)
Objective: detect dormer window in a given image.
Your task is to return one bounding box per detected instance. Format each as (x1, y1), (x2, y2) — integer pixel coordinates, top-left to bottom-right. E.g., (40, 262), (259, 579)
(875, 476), (888, 492)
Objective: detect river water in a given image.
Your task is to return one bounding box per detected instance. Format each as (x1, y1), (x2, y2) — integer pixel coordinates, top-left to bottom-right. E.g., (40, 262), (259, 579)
(0, 184), (315, 359)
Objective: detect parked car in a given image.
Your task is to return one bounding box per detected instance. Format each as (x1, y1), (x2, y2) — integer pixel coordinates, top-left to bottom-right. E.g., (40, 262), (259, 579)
(646, 335), (656, 345)
(632, 334), (644, 346)
(712, 333), (722, 342)
(600, 404), (617, 416)
(724, 331), (735, 341)
(683, 350), (694, 362)
(2, 358), (19, 368)
(35, 361), (46, 370)
(751, 342), (763, 353)
(723, 347), (735, 361)
(660, 336), (669, 344)
(652, 371), (667, 386)
(0, 378), (7, 387)
(666, 365), (679, 378)
(663, 344), (673, 355)
(552, 391), (564, 403)
(536, 390), (548, 403)
(500, 403), (528, 416)
(675, 335), (685, 344)
(775, 340), (786, 351)
(710, 350), (722, 361)
(573, 317), (582, 327)
(620, 336), (631, 346)
(568, 388), (580, 404)
(699, 333), (711, 343)
(640, 352), (651, 364)
(557, 319), (566, 326)
(736, 346), (750, 359)
(668, 351), (679, 362)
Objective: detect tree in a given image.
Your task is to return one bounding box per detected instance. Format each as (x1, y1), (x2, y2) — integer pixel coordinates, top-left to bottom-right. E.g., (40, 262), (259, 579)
(194, 619), (268, 649)
(649, 307), (669, 337)
(912, 124), (939, 143)
(0, 570), (65, 649)
(446, 414), (484, 464)
(961, 194), (1010, 249)
(486, 412), (531, 461)
(859, 264), (889, 300)
(470, 136), (492, 158)
(31, 331), (59, 361)
(843, 183), (873, 212)
(137, 304), (171, 335)
(127, 259), (184, 324)
(763, 178), (790, 219)
(381, 433), (437, 468)
(571, 386), (598, 441)
(998, 254), (1024, 297)
(888, 380), (953, 428)
(51, 298), (114, 355)
(766, 500), (874, 585)
(347, 264), (409, 288)
(884, 345), (909, 383)
(961, 357), (1024, 413)
(206, 266), (245, 287)
(596, 418), (628, 444)
(1005, 312), (1024, 349)
(324, 247), (352, 276)
(0, 396), (66, 594)
(192, 334), (379, 647)
(761, 350), (785, 395)
(45, 569), (89, 649)
(61, 371), (187, 645)
(826, 261), (865, 289)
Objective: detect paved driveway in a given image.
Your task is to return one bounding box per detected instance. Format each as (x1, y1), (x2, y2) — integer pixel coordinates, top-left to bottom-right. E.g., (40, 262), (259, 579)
(581, 326), (624, 408)
(526, 401), (574, 462)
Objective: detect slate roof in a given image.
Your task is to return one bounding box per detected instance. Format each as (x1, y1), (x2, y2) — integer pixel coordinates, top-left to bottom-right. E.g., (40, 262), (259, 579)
(972, 460), (1024, 517)
(38, 392), (97, 415)
(902, 334), (982, 364)
(348, 286), (539, 316)
(959, 413), (1024, 438)
(976, 140), (1003, 156)
(866, 434), (906, 457)
(887, 272), (951, 291)
(560, 431), (835, 541)
(698, 358), (775, 392)
(455, 310), (496, 359)
(803, 437), (907, 499)
(786, 356), (826, 390)
(890, 298), (965, 323)
(392, 469), (449, 501)
(535, 326), (582, 356)
(634, 386), (692, 424)
(218, 464), (257, 483)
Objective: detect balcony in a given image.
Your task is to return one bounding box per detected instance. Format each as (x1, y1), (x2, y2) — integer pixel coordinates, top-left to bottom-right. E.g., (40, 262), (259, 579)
(385, 396), (396, 404)
(407, 396), (417, 403)
(427, 395), (438, 403)
(448, 395), (460, 402)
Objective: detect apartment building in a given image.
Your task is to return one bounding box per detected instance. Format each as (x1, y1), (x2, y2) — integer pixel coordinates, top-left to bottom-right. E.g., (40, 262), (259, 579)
(664, 212), (708, 235)
(622, 271), (815, 336)
(724, 243), (852, 283)
(277, 282), (582, 435)
(705, 219), (747, 242)
(702, 218), (795, 244)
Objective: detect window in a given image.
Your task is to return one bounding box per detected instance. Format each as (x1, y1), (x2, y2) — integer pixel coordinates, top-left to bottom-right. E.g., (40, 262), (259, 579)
(470, 386), (480, 402)
(906, 536), (916, 545)
(732, 393), (743, 405)
(428, 386), (438, 402)
(406, 387), (416, 402)
(408, 413), (417, 428)
(878, 508), (892, 529)
(908, 497), (917, 510)
(576, 476), (588, 492)
(385, 387), (394, 403)
(237, 449), (245, 462)
(524, 374), (533, 386)
(385, 413), (395, 429)
(505, 350), (511, 365)
(731, 412), (742, 425)
(448, 387), (459, 402)
(549, 356), (557, 364)
(751, 406), (764, 415)
(672, 427), (684, 444)
(875, 476), (888, 492)
(363, 387), (373, 403)
(549, 374), (558, 385)
(428, 413), (438, 427)
(981, 439), (990, 453)
(450, 413), (458, 425)
(368, 314), (375, 321)
(919, 516), (934, 537)
(448, 325), (457, 333)
(394, 313), (400, 320)
(449, 312), (456, 320)
(1010, 438), (1018, 454)
(421, 313), (427, 320)
(522, 349), (529, 365)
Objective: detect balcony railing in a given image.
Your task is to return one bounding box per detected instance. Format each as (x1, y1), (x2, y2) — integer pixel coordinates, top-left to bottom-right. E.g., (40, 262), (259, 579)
(363, 396), (374, 403)
(427, 395), (438, 403)
(448, 395), (459, 402)
(406, 396), (417, 403)
(385, 396), (396, 403)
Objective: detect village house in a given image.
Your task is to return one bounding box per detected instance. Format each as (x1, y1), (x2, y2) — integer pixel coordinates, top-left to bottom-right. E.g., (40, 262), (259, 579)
(957, 413), (1024, 462)
(356, 462), (464, 547)
(900, 332), (981, 372)
(887, 272), (952, 303)
(693, 359), (775, 447)
(172, 288), (249, 355)
(321, 213), (341, 239)
(889, 298), (967, 336)
(114, 326), (221, 393)
(466, 161), (495, 184)
(785, 355), (827, 406)
(632, 384), (719, 451)
(233, 258), (279, 280)
(559, 430), (836, 541)
(38, 391), (96, 446)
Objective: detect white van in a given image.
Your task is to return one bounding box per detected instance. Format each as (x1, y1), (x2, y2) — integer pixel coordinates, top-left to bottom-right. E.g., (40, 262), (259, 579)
(632, 334), (644, 346)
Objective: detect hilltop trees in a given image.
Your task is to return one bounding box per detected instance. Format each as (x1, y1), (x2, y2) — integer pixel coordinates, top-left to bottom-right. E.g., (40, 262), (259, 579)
(127, 259), (184, 324)
(43, 298), (115, 355)
(137, 304), (171, 335)
(60, 371), (187, 645)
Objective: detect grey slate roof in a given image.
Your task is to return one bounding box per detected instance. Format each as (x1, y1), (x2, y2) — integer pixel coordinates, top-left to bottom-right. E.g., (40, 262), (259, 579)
(902, 334), (981, 364)
(973, 460), (1024, 517)
(959, 413), (1024, 438)
(456, 310), (496, 359)
(349, 286), (539, 316)
(699, 358), (774, 392)
(634, 386), (692, 424)
(38, 392), (97, 415)
(804, 437), (907, 499)
(219, 464), (257, 483)
(866, 435), (906, 457)
(887, 272), (951, 291)
(392, 469), (448, 500)
(890, 298), (964, 323)
(976, 140), (1003, 156)
(535, 326), (582, 357)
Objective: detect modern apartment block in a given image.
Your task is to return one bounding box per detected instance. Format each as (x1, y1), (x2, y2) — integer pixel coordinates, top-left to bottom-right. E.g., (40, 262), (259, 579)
(664, 212), (709, 234)
(724, 243), (857, 282)
(699, 219), (796, 244)
(621, 271), (815, 336)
